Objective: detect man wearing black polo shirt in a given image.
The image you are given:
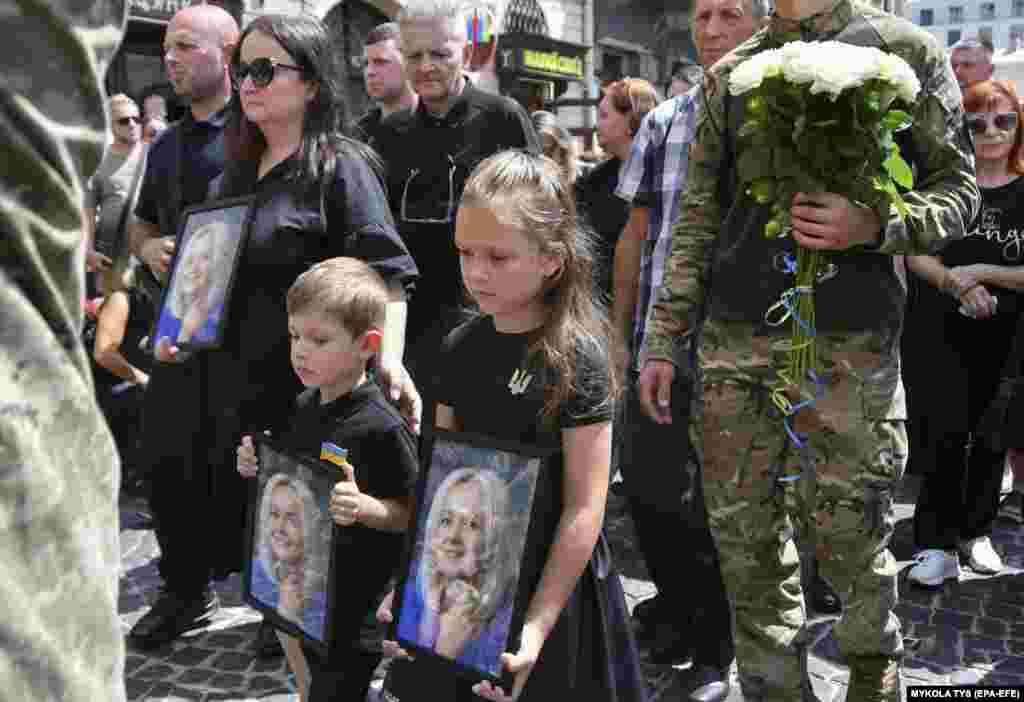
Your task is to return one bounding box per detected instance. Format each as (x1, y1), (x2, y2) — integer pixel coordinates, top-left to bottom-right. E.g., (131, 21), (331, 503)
(126, 3), (240, 651)
(372, 0), (539, 385)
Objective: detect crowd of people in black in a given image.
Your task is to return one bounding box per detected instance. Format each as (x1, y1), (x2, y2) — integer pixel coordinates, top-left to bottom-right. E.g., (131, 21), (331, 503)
(70, 2), (1024, 702)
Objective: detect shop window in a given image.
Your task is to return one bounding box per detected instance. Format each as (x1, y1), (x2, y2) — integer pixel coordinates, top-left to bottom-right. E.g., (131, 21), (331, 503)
(919, 8), (933, 25)
(948, 29), (962, 44)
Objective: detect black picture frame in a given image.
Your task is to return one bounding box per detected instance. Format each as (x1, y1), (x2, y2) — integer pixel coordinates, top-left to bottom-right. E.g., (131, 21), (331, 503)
(392, 429), (554, 687)
(151, 195), (255, 351)
(242, 436), (343, 657)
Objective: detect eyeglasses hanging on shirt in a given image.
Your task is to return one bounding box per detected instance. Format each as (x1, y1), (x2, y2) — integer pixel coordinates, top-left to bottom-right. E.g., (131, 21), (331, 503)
(400, 154), (457, 225)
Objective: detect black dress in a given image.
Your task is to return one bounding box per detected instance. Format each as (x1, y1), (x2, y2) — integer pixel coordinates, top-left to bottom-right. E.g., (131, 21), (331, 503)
(386, 315), (647, 702)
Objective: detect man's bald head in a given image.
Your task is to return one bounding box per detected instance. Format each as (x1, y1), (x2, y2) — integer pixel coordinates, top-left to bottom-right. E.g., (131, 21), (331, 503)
(170, 3), (239, 49)
(164, 4), (237, 107)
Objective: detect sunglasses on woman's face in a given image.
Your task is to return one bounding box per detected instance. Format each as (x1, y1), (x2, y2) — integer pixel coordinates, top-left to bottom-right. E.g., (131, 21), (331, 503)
(116, 115), (141, 126)
(965, 112), (1019, 134)
(231, 57), (305, 89)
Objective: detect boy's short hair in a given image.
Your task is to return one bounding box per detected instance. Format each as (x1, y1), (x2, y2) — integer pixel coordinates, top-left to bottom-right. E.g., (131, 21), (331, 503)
(286, 257), (389, 338)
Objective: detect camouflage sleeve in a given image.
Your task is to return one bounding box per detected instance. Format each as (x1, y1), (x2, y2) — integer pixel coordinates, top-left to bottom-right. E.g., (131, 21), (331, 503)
(875, 39), (980, 255)
(643, 79), (724, 363)
(0, 2), (126, 701)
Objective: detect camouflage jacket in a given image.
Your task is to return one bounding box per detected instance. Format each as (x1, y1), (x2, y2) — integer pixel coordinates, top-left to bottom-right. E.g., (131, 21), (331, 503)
(645, 0), (980, 386)
(0, 1), (126, 700)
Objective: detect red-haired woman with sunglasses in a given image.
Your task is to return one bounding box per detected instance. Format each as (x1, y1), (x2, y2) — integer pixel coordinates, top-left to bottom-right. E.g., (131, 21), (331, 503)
(904, 79), (1024, 587)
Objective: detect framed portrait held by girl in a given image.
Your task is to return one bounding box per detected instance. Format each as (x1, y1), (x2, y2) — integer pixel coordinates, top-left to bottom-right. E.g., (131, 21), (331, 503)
(393, 429), (552, 686)
(242, 436), (342, 655)
(152, 196), (255, 351)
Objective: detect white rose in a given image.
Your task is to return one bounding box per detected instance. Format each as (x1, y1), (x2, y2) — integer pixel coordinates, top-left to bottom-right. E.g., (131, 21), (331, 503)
(729, 49), (784, 95)
(781, 42), (818, 85)
(878, 53), (922, 103)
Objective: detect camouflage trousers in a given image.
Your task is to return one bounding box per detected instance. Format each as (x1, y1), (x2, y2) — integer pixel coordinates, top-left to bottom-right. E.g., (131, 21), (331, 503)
(696, 339), (908, 701)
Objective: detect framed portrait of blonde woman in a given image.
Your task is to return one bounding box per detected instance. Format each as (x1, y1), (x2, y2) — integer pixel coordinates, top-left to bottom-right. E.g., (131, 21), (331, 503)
(151, 196), (255, 351)
(392, 429), (553, 686)
(242, 436), (343, 655)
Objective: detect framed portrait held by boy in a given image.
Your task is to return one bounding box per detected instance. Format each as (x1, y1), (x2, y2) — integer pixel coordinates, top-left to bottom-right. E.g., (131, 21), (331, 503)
(152, 196), (254, 351)
(243, 436), (342, 655)
(392, 429), (552, 685)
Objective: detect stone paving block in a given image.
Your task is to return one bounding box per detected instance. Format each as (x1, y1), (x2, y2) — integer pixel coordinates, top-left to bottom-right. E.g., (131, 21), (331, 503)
(248, 675), (290, 693)
(136, 663), (179, 680)
(989, 654), (1024, 676)
(900, 585), (939, 607)
(126, 677), (155, 701)
(963, 633), (1007, 654)
(984, 672), (1024, 687)
(895, 602), (931, 625)
(938, 595), (983, 615)
(984, 601), (1024, 621)
(962, 650), (992, 666)
(167, 647), (217, 667)
(931, 608), (975, 632)
(208, 672), (247, 691)
(144, 681), (202, 700)
(975, 616), (1009, 638)
(125, 653), (149, 675)
(211, 651), (254, 673)
(250, 656), (288, 674)
(203, 632), (249, 650)
(177, 668), (218, 686)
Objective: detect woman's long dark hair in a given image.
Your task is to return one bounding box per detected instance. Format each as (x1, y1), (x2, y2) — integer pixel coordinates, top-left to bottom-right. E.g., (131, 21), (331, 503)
(224, 14), (381, 192)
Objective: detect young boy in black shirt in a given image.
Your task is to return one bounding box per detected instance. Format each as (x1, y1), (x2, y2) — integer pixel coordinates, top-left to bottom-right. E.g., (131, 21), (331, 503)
(237, 257), (418, 701)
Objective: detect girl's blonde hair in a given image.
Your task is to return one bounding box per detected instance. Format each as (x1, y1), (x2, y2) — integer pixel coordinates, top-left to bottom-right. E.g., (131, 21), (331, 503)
(460, 150), (618, 425)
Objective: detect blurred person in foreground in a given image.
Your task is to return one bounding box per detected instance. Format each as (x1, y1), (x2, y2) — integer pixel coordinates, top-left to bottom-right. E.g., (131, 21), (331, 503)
(1, 0), (127, 699)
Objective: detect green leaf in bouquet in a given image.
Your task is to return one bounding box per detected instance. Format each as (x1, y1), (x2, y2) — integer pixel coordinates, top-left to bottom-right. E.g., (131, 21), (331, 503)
(738, 119), (764, 139)
(882, 110), (913, 132)
(746, 94), (766, 118)
(883, 150), (914, 189)
(748, 178), (776, 205)
(739, 147), (775, 182)
(874, 177), (910, 219)
(835, 137), (865, 159)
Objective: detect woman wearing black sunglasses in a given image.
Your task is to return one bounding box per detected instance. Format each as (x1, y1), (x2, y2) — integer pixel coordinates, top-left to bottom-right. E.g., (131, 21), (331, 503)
(903, 78), (1024, 588)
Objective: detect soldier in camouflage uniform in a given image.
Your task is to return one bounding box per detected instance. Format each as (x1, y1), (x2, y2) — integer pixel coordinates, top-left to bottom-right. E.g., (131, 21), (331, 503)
(638, 0), (980, 700)
(0, 1), (127, 700)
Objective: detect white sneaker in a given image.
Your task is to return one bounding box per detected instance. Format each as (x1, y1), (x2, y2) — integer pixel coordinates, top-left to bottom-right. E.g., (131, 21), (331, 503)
(1001, 461), (1015, 498)
(959, 536), (1004, 575)
(907, 549), (959, 587)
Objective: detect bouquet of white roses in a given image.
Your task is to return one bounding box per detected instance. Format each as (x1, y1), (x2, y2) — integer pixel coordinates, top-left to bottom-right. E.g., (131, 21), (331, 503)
(728, 41), (920, 399)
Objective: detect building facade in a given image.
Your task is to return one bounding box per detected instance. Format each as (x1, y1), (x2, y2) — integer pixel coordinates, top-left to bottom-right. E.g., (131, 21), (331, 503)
(914, 0), (1024, 48)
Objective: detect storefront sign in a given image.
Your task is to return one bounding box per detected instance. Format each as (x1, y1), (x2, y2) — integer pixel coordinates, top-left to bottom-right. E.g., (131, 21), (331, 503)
(521, 49), (583, 79)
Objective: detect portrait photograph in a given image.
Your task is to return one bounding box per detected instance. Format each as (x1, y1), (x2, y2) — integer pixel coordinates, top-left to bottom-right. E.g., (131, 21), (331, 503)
(394, 430), (546, 682)
(243, 437), (340, 653)
(152, 196), (254, 351)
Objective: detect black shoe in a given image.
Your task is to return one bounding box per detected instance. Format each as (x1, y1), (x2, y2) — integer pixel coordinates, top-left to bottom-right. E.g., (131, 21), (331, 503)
(647, 626), (694, 666)
(679, 666), (729, 702)
(807, 571), (842, 616)
(128, 587), (218, 651)
(253, 619), (284, 659)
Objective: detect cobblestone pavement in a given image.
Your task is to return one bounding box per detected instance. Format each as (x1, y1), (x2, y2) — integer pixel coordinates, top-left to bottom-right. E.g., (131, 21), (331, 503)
(119, 475), (1024, 701)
